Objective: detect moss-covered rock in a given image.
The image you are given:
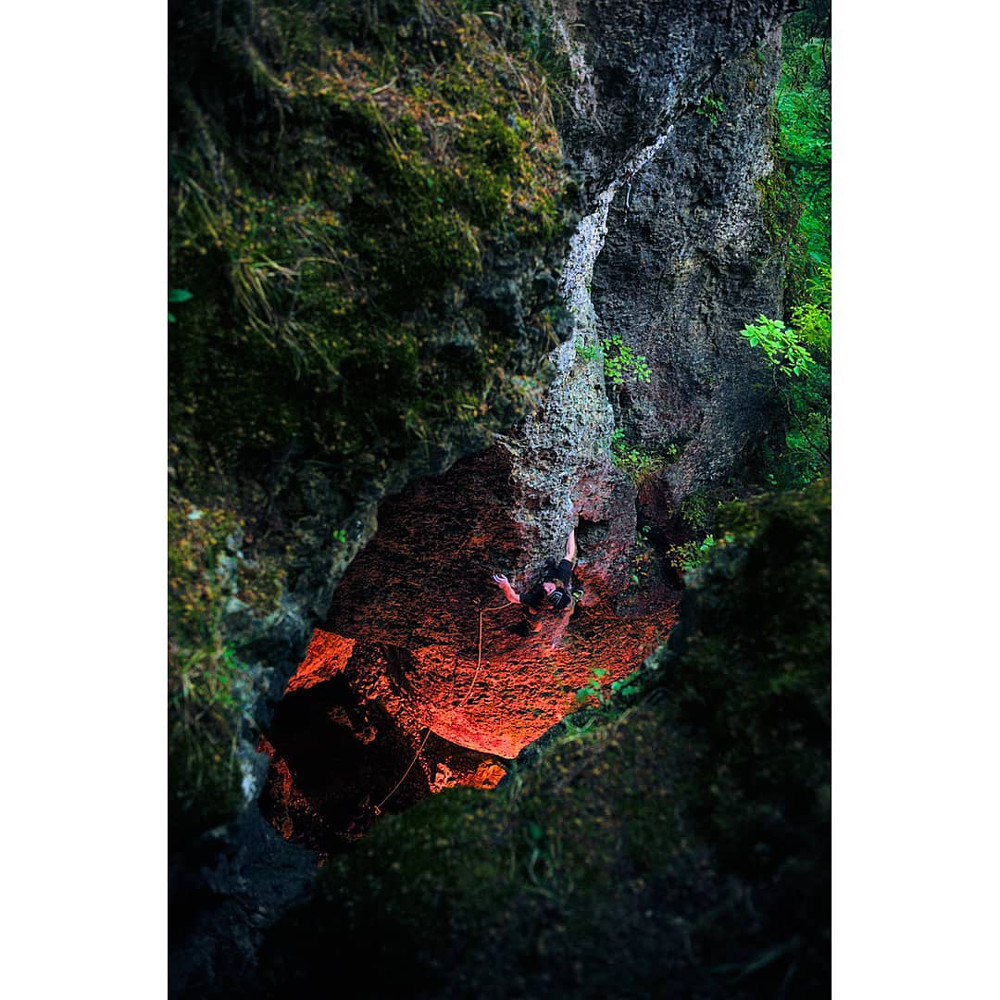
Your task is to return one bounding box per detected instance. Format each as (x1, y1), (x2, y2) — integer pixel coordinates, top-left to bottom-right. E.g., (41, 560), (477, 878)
(168, 497), (287, 839)
(168, 0), (576, 844)
(255, 481), (830, 999)
(169, 0), (572, 473)
(756, 146), (802, 247)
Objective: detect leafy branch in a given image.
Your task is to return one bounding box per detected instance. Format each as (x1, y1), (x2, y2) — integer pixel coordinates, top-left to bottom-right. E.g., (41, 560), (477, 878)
(739, 315), (814, 377)
(740, 315), (830, 468)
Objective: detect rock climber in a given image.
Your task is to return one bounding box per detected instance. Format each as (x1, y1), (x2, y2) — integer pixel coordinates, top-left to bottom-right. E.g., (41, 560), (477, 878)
(492, 528), (577, 621)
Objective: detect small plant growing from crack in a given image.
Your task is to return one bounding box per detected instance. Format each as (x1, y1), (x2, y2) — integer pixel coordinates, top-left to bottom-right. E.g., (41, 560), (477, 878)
(696, 92), (725, 127)
(576, 335), (652, 387)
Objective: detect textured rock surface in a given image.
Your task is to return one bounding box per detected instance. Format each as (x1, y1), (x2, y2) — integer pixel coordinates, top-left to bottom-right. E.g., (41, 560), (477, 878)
(260, 447), (680, 853)
(171, 0), (800, 993)
(168, 810), (316, 997)
(551, 0), (794, 182)
(593, 28), (789, 514)
(544, 0), (796, 549)
(260, 0), (797, 856)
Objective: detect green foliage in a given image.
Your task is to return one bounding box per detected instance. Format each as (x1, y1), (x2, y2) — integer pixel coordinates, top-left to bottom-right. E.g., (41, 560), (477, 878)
(668, 539), (699, 574)
(609, 427), (666, 485)
(752, 5), (831, 489)
(740, 311), (828, 487)
(695, 92), (726, 127)
(574, 666), (610, 706)
(739, 314), (814, 377)
(777, 21), (831, 298)
(667, 491), (732, 578)
(609, 428), (680, 485)
(630, 524), (655, 585)
(169, 725), (242, 843)
(600, 333), (652, 387)
(574, 663), (643, 707)
(577, 334), (653, 390)
(168, 287), (193, 323)
(680, 490), (712, 533)
(699, 533), (718, 554)
(610, 671), (642, 699)
(668, 531), (736, 577)
(520, 10), (573, 90)
(790, 266), (831, 353)
(774, 9), (830, 319)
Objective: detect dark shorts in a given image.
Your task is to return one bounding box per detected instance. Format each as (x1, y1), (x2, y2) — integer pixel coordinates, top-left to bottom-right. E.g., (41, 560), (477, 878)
(550, 558), (573, 588)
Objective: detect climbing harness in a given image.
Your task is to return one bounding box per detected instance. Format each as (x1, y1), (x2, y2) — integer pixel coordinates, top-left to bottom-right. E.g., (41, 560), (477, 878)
(372, 598), (514, 816)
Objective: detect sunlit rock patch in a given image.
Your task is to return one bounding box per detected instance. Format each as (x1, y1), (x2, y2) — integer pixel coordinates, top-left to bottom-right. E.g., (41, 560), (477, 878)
(260, 446), (680, 853)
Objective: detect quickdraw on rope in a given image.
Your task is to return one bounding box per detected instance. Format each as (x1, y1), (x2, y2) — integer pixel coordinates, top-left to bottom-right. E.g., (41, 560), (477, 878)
(372, 598), (514, 816)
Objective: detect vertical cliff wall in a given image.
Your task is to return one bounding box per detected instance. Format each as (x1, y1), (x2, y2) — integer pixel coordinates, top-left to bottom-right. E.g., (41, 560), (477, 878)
(259, 0), (795, 853)
(551, 0), (793, 532)
(170, 1), (797, 994)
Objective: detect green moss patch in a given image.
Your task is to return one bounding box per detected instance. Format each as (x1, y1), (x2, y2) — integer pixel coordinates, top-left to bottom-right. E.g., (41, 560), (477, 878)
(168, 495), (285, 840)
(755, 147), (801, 248)
(169, 0), (571, 474)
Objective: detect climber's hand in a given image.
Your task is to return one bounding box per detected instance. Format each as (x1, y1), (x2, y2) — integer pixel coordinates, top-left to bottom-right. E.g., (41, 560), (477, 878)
(492, 573), (509, 587)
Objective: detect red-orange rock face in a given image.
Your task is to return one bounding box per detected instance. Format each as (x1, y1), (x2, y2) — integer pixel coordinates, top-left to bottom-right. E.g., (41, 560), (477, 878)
(261, 445), (680, 853)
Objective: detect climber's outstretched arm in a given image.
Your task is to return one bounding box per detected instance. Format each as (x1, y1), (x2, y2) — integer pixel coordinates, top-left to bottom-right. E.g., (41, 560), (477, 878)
(564, 528), (577, 564)
(492, 573), (523, 605)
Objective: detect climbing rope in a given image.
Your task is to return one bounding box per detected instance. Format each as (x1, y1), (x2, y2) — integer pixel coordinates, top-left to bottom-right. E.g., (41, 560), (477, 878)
(372, 598), (514, 816)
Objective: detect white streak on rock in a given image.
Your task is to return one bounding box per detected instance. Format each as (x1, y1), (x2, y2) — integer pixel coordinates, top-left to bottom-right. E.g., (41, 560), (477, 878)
(500, 131), (674, 573)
